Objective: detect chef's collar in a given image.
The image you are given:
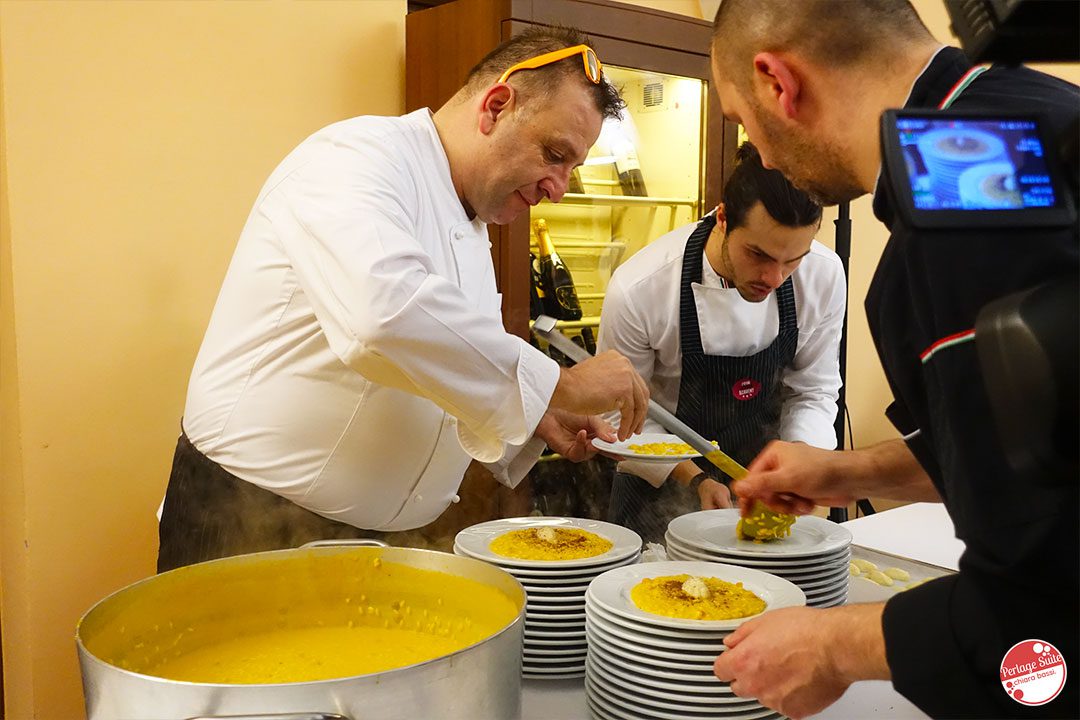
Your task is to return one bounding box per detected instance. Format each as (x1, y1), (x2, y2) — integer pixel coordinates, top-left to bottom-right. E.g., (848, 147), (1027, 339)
(418, 108), (475, 227)
(872, 46), (973, 226)
(902, 46), (972, 110)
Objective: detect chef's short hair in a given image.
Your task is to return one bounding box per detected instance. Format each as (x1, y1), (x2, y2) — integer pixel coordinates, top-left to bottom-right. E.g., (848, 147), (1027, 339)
(465, 26), (625, 121)
(712, 0), (933, 89)
(723, 142), (821, 233)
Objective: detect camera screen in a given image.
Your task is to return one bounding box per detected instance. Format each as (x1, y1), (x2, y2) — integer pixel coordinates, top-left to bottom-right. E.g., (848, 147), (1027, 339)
(895, 116), (1058, 211)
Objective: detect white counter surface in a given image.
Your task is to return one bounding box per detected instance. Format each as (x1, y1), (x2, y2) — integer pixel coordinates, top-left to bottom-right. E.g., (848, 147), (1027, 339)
(522, 503), (963, 719)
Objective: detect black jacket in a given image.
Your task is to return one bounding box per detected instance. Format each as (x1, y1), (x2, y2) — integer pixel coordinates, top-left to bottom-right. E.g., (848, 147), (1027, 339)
(867, 47), (1079, 719)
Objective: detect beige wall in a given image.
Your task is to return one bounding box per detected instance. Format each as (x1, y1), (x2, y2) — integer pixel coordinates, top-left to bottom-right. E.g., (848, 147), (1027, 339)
(0, 1), (405, 716)
(1, 0), (1077, 717)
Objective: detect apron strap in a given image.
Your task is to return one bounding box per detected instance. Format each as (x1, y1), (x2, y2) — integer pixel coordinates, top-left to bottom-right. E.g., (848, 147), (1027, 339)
(776, 275), (797, 332)
(678, 214), (718, 356)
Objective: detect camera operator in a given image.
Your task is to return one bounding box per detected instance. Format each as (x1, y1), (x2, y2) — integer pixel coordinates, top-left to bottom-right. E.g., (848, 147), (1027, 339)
(708, 1), (1078, 718)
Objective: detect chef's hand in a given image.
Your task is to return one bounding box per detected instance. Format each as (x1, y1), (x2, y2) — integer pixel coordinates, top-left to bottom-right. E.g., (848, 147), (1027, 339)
(713, 604), (890, 719)
(549, 350), (648, 441)
(535, 409), (616, 463)
(733, 441), (855, 517)
(698, 477), (733, 510)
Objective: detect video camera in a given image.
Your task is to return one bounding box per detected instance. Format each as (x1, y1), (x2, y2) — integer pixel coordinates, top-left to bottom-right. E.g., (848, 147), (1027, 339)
(877, 0), (1079, 484)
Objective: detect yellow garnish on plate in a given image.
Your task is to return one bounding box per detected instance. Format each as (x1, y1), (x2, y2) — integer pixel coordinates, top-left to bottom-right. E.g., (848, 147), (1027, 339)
(627, 441), (695, 455)
(736, 501), (797, 542)
(630, 574), (765, 620)
(489, 527), (612, 561)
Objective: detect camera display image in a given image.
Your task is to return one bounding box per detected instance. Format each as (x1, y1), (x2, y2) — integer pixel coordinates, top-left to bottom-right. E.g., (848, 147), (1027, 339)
(896, 117), (1058, 210)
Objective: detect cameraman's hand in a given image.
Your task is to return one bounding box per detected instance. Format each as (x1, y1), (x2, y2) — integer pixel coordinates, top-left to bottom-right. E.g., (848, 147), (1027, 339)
(733, 441), (854, 516)
(549, 350), (649, 441)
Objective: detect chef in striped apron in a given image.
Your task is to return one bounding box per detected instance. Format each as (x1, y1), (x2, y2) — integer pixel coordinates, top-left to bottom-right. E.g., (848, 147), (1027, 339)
(599, 143), (846, 543)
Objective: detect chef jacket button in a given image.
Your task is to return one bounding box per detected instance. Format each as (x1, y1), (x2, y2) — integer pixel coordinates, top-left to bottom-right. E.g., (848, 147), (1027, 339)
(451, 494), (461, 504)
(414, 494), (423, 503)
(454, 229), (464, 240)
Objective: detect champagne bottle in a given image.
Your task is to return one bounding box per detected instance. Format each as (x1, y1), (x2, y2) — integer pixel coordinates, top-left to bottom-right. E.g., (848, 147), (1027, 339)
(534, 218), (596, 354)
(612, 136), (648, 196)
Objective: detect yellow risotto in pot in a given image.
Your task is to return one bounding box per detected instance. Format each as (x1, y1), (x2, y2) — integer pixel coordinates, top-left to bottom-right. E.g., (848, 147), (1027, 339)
(630, 574), (766, 621)
(489, 527), (612, 561)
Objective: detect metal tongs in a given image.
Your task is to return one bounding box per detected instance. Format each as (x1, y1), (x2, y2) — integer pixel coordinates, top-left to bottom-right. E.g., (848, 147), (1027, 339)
(533, 315), (796, 541)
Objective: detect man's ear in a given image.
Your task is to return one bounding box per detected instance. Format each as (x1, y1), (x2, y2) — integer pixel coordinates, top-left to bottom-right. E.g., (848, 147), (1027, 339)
(750, 52), (801, 120)
(715, 202), (728, 232)
(478, 84), (515, 136)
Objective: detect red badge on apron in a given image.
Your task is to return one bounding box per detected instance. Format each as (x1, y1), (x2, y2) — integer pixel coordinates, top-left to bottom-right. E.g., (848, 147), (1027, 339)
(732, 378), (761, 401)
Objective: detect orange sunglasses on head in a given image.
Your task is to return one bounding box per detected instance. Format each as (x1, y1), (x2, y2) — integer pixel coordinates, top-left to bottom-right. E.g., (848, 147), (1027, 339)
(498, 44), (603, 85)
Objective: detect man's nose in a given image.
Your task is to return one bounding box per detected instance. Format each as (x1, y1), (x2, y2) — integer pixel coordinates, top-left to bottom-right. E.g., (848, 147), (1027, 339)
(761, 264), (784, 289)
(543, 172), (568, 204)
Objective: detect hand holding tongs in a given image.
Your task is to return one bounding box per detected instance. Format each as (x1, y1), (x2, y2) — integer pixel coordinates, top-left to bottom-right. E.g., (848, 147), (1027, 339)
(533, 315), (796, 541)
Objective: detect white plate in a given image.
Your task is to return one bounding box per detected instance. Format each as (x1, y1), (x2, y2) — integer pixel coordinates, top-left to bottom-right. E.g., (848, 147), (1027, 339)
(587, 604), (730, 643)
(454, 517), (641, 569)
(526, 599), (587, 612)
(524, 653), (588, 666)
(812, 594), (848, 609)
(587, 676), (777, 720)
(524, 636), (587, 648)
(527, 609), (586, 621)
(666, 533), (850, 569)
(585, 696), (617, 720)
(669, 510), (852, 559)
(523, 644), (588, 657)
(591, 432), (706, 463)
(500, 552), (641, 579)
(586, 624), (719, 666)
(587, 561), (805, 631)
(588, 644), (738, 696)
(526, 618), (586, 630)
(585, 608), (728, 652)
(523, 663), (585, 675)
(524, 626), (586, 640)
(587, 600), (733, 641)
(525, 669), (586, 680)
(805, 584), (849, 603)
(587, 656), (755, 707)
(793, 569), (851, 591)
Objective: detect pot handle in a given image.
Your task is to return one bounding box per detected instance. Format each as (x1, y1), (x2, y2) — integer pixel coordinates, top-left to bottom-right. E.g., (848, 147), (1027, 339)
(300, 538), (388, 549)
(186, 715), (350, 720)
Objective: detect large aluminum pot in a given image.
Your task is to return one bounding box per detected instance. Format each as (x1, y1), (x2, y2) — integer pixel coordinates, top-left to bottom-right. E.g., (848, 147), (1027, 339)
(76, 543), (525, 720)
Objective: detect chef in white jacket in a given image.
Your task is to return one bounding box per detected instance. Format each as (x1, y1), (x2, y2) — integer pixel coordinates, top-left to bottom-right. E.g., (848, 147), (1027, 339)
(598, 143), (844, 544)
(157, 28), (649, 572)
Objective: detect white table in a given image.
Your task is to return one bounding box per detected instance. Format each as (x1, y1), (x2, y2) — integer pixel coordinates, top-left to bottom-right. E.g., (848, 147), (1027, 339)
(521, 503), (962, 719)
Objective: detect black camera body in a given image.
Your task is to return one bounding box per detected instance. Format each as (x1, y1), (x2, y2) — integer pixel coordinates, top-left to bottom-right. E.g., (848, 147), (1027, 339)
(877, 0), (1079, 483)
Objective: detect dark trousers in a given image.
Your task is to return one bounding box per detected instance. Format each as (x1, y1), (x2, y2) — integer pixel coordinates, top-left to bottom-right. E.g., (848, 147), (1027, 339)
(607, 471), (699, 545)
(157, 433), (384, 573)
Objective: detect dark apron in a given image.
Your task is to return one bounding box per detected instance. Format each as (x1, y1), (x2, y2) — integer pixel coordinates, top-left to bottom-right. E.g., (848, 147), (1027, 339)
(608, 214), (799, 543)
(157, 432), (388, 573)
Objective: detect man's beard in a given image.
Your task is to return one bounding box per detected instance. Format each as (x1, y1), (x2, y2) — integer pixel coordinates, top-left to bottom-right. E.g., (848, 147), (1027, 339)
(720, 234), (769, 303)
(752, 104), (865, 206)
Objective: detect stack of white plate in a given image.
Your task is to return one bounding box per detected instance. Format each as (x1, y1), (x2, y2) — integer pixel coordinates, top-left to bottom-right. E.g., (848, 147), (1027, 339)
(666, 509), (853, 608)
(584, 560), (805, 720)
(454, 517), (641, 679)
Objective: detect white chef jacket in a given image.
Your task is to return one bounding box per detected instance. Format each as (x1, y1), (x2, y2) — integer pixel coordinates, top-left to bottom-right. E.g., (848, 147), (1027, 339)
(180, 109), (559, 531)
(597, 220), (845, 486)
